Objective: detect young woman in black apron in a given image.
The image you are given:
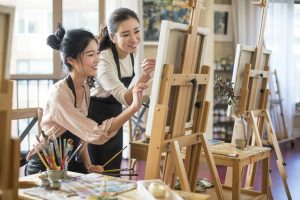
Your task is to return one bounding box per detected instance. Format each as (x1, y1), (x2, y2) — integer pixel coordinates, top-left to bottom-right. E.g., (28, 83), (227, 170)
(88, 8), (155, 171)
(25, 25), (147, 175)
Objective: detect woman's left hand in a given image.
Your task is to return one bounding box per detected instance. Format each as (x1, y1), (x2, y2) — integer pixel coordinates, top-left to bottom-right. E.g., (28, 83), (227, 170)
(87, 165), (104, 173)
(141, 59), (156, 78)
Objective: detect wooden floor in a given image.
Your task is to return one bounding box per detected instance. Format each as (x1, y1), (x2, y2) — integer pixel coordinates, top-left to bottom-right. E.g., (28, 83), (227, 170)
(124, 138), (300, 200)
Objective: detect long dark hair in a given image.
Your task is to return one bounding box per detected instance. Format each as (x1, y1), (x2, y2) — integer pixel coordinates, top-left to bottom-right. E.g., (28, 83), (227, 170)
(47, 24), (96, 87)
(98, 8), (139, 51)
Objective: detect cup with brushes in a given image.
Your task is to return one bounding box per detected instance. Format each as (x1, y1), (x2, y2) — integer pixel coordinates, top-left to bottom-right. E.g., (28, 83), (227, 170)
(35, 130), (84, 189)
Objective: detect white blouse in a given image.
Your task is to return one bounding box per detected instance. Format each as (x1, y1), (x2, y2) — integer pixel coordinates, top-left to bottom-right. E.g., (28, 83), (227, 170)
(90, 48), (135, 107)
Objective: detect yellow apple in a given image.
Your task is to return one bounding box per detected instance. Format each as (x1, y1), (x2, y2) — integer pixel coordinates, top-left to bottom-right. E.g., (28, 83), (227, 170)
(148, 182), (167, 199)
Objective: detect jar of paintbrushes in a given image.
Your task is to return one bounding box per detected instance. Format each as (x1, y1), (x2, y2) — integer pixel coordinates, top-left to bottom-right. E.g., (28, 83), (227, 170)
(34, 131), (84, 189)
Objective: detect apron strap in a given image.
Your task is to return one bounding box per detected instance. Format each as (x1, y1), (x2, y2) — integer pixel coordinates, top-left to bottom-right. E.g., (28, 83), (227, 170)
(66, 75), (77, 108)
(130, 53), (135, 77)
(111, 43), (135, 80)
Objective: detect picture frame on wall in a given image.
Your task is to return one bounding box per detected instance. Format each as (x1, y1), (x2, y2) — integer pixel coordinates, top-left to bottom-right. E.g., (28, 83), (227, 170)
(214, 4), (233, 42)
(143, 0), (190, 45)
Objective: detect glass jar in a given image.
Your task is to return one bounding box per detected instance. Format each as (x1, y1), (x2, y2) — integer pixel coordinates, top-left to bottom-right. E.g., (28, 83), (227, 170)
(233, 116), (247, 150)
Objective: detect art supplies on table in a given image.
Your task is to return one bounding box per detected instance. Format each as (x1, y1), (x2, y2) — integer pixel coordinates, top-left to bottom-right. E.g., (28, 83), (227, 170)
(21, 173), (137, 200)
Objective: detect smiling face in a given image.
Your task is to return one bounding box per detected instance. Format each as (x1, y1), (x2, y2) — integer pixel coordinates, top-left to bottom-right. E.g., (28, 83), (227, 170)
(69, 39), (100, 77)
(110, 17), (141, 58)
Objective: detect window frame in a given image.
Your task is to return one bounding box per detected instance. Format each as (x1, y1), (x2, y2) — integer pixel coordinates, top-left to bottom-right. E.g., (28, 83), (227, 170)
(9, 0), (105, 80)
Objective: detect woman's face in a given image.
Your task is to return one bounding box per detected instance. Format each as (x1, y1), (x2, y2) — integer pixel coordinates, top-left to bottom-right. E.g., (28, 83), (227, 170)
(74, 39), (100, 77)
(112, 17), (141, 58)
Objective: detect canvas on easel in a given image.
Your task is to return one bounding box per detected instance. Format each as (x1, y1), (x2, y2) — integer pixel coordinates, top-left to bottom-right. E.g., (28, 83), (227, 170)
(224, 1), (291, 199)
(131, 0), (224, 199)
(228, 44), (271, 117)
(0, 5), (19, 200)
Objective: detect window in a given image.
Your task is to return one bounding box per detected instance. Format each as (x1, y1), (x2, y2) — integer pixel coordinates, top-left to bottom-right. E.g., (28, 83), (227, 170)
(10, 0), (53, 75)
(1, 0), (102, 153)
(294, 4), (300, 102)
(16, 59), (52, 74)
(63, 0), (99, 35)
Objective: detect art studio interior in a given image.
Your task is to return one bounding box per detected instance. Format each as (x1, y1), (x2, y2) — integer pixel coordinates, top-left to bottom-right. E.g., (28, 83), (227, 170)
(1, 0), (300, 199)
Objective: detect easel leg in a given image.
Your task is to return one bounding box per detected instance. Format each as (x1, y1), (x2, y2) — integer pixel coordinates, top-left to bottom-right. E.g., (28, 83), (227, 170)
(170, 141), (191, 192)
(265, 110), (292, 200)
(9, 138), (19, 200)
(186, 140), (203, 191)
(162, 153), (176, 188)
(144, 105), (168, 180)
(244, 133), (256, 188)
(200, 134), (224, 200)
(244, 112), (263, 188)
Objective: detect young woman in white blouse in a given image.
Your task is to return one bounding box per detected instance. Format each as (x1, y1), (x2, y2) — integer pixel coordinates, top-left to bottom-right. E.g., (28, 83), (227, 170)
(88, 8), (155, 171)
(25, 24), (147, 175)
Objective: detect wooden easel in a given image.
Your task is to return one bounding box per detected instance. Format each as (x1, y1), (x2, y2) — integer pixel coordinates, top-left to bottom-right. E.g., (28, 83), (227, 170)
(227, 0), (291, 199)
(0, 5), (20, 200)
(142, 0), (224, 199)
(269, 69), (294, 145)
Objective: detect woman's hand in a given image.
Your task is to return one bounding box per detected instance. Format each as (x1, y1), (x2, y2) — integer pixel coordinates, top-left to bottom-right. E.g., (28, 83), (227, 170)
(141, 59), (156, 78)
(87, 165), (104, 173)
(130, 83), (148, 112)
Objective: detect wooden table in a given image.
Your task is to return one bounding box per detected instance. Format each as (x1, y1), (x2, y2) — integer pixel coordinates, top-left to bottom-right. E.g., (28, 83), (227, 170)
(19, 172), (210, 200)
(210, 143), (271, 200)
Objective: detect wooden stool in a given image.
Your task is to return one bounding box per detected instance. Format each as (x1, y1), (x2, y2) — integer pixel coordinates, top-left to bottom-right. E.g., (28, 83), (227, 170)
(210, 143), (270, 200)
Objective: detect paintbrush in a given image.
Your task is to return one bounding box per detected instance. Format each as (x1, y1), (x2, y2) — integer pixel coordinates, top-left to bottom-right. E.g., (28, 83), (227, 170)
(61, 139), (73, 169)
(33, 144), (49, 170)
(102, 168), (134, 173)
(51, 131), (61, 166)
(36, 135), (54, 169)
(64, 141), (84, 168)
(103, 146), (127, 168)
(101, 173), (138, 177)
(50, 142), (58, 170)
(59, 136), (62, 168)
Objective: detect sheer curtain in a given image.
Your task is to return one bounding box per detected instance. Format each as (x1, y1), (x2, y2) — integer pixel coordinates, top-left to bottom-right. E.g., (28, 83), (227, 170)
(232, 0), (261, 46)
(232, 0), (295, 136)
(264, 0), (295, 136)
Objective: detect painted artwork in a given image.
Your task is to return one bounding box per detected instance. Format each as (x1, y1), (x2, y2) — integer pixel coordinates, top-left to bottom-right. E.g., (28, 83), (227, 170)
(214, 4), (233, 42)
(143, 0), (190, 43)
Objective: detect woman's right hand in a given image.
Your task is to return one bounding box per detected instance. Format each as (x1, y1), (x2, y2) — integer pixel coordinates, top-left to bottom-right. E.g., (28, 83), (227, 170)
(141, 58), (156, 78)
(130, 83), (148, 112)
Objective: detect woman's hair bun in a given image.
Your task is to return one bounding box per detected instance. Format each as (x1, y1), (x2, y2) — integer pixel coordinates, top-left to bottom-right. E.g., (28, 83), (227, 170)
(55, 23), (65, 42)
(46, 23), (66, 50)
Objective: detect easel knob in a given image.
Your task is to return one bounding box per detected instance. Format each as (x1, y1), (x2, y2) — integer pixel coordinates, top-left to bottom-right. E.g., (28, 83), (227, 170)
(190, 78), (197, 86)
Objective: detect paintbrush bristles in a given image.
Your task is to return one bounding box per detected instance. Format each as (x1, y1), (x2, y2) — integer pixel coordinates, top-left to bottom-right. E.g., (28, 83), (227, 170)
(34, 132), (76, 171)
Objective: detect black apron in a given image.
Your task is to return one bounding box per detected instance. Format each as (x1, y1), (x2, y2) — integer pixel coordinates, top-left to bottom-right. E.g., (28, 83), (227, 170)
(88, 45), (134, 170)
(25, 76), (87, 175)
